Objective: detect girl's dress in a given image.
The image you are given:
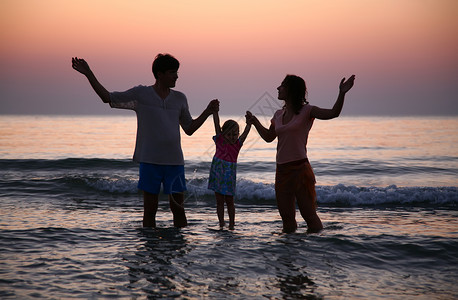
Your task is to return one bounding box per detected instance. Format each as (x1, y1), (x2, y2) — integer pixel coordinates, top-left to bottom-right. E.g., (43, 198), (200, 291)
(208, 133), (243, 196)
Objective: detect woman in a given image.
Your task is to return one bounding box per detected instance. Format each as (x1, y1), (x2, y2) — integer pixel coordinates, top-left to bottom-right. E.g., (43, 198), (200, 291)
(247, 74), (355, 232)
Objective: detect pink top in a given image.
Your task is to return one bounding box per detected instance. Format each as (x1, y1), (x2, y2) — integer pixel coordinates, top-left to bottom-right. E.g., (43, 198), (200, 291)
(213, 134), (242, 163)
(271, 104), (315, 164)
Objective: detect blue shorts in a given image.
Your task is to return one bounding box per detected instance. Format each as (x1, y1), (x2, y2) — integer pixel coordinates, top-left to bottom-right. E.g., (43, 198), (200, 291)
(138, 163), (186, 195)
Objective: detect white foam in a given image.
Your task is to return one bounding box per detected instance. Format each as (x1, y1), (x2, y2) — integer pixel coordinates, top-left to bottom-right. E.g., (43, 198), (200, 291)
(84, 177), (138, 193)
(82, 175), (457, 206)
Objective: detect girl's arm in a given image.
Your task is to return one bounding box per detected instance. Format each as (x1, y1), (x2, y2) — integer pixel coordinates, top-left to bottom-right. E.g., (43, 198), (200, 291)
(311, 75), (355, 120)
(246, 111), (276, 142)
(213, 111), (221, 135)
(239, 118), (252, 144)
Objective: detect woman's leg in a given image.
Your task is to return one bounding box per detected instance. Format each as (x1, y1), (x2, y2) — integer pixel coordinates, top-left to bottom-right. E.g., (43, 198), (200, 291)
(215, 192), (225, 227)
(296, 187), (323, 232)
(275, 190), (297, 233)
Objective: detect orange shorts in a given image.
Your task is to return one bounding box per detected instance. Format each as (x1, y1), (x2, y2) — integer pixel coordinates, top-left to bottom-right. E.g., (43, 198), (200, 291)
(275, 158), (317, 208)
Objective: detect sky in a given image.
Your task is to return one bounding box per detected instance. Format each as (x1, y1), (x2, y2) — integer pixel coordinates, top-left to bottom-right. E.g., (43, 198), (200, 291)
(1, 0), (457, 116)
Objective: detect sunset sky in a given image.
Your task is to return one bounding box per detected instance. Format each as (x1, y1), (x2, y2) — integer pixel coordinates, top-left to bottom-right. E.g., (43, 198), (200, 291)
(1, 0), (457, 116)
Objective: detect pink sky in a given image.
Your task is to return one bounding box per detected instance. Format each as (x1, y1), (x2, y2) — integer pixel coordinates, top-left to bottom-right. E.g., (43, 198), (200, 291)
(1, 0), (457, 115)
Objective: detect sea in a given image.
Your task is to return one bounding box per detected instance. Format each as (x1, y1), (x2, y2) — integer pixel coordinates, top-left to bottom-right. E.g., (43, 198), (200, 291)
(0, 114), (457, 299)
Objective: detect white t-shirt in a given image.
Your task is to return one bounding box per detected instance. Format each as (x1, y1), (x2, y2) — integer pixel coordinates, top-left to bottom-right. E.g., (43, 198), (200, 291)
(109, 85), (193, 165)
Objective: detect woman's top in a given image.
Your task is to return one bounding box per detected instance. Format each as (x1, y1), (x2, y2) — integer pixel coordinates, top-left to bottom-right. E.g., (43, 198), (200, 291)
(271, 104), (315, 164)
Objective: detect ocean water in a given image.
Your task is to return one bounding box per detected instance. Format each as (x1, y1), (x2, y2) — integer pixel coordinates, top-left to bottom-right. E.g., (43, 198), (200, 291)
(0, 114), (457, 299)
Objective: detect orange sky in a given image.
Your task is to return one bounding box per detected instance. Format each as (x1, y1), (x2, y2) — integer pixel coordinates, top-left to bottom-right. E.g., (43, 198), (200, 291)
(1, 0), (457, 115)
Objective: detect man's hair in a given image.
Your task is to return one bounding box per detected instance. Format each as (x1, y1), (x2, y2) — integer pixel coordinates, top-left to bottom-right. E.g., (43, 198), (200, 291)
(152, 54), (180, 79)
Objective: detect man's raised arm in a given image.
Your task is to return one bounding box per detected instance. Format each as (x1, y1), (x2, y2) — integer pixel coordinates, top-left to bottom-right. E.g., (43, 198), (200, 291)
(72, 57), (110, 103)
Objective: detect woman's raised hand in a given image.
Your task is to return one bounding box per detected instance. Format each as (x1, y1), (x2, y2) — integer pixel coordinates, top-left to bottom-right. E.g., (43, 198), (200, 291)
(339, 75), (356, 94)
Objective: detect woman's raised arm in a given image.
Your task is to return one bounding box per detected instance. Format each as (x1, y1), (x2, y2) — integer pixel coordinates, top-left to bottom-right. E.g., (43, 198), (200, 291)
(311, 75), (355, 120)
(246, 111), (276, 142)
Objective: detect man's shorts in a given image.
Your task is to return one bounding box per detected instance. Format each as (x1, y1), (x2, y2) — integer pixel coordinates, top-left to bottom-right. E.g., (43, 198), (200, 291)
(138, 163), (187, 195)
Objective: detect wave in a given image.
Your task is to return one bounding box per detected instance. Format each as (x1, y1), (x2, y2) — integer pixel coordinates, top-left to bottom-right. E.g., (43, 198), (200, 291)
(1, 159), (456, 207)
(2, 175), (455, 208)
(63, 176), (458, 207)
(191, 178), (458, 207)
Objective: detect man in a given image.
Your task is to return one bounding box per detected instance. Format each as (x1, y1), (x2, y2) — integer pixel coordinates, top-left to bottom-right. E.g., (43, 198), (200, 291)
(72, 54), (219, 228)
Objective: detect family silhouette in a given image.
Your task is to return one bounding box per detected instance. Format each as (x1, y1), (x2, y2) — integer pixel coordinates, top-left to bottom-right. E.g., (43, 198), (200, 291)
(72, 54), (355, 232)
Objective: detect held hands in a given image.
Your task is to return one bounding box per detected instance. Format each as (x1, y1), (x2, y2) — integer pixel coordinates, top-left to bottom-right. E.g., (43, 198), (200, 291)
(206, 99), (220, 116)
(245, 112), (252, 125)
(72, 57), (92, 76)
(245, 111), (257, 125)
(339, 75), (355, 94)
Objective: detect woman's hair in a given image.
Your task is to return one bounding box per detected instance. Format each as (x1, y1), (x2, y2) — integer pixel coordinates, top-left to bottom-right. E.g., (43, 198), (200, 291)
(283, 74), (308, 114)
(222, 119), (239, 134)
(152, 54), (180, 79)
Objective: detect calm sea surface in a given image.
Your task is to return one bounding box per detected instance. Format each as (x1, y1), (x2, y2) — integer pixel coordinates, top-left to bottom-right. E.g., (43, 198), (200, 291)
(0, 115), (457, 299)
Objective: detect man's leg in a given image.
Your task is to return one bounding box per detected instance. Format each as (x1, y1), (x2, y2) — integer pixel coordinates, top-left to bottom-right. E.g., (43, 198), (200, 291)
(169, 192), (187, 228)
(143, 191), (159, 227)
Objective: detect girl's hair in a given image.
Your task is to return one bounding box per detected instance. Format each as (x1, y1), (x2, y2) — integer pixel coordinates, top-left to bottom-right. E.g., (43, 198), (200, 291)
(222, 119), (239, 134)
(152, 53), (180, 79)
(283, 74), (309, 114)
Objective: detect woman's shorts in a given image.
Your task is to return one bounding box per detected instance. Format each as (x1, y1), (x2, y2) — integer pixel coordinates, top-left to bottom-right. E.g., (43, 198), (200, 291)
(275, 158), (317, 208)
(138, 163), (186, 195)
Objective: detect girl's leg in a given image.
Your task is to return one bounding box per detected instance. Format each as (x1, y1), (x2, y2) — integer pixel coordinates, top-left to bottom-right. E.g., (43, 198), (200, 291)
(215, 192), (225, 227)
(225, 195), (235, 229)
(296, 187), (323, 232)
(275, 190), (297, 233)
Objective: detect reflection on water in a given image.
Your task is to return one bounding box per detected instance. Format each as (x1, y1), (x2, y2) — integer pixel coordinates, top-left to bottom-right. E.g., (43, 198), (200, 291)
(0, 115), (136, 159)
(273, 235), (318, 299)
(118, 210), (327, 299)
(1, 201), (456, 298)
(322, 208), (458, 238)
(125, 228), (189, 298)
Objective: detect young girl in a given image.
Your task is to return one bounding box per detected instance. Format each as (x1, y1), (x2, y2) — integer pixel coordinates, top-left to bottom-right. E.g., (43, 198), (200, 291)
(208, 111), (251, 229)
